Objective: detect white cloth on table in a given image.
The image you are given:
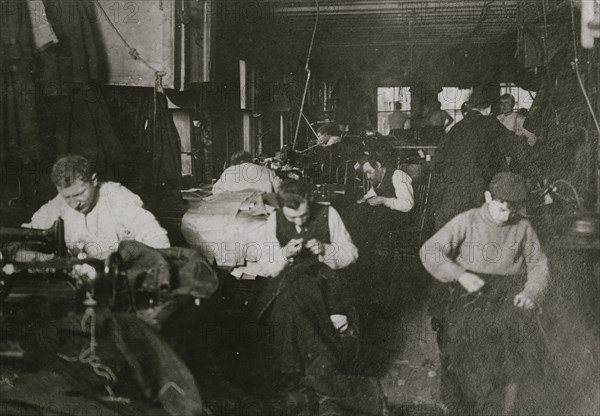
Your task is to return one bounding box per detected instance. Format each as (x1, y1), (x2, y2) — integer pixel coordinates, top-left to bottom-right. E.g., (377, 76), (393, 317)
(181, 192), (270, 267)
(212, 163), (281, 194)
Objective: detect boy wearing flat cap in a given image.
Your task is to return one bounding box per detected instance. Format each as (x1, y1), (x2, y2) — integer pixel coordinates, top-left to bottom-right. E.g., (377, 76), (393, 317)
(420, 172), (549, 415)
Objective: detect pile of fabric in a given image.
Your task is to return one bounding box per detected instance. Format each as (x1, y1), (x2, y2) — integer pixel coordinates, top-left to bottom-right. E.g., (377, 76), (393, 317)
(1, 241), (219, 416)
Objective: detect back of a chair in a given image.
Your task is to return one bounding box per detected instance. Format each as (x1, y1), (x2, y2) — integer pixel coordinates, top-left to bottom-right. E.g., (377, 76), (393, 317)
(335, 160), (357, 185)
(413, 170), (433, 247)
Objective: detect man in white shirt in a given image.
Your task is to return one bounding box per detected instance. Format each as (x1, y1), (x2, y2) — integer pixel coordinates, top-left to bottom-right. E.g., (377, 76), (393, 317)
(357, 156), (414, 212)
(236, 181), (358, 296)
(338, 152), (414, 254)
(385, 101), (411, 137)
(212, 151), (281, 194)
(496, 94), (537, 147)
(22, 155), (170, 259)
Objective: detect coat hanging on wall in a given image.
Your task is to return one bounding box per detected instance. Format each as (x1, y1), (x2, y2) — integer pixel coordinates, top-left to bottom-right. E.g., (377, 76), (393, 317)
(133, 90), (183, 204)
(0, 0), (41, 165)
(36, 0), (125, 173)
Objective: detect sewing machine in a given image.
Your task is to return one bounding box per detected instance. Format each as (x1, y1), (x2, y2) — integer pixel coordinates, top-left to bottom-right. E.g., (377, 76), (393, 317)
(0, 218), (68, 257)
(0, 219), (129, 312)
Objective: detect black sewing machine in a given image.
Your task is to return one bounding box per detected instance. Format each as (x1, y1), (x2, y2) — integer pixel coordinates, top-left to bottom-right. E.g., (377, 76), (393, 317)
(1, 218), (68, 258)
(0, 220), (130, 329)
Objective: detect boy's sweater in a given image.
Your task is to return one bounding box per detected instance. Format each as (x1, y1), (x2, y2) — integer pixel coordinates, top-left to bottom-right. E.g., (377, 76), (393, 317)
(420, 203), (549, 303)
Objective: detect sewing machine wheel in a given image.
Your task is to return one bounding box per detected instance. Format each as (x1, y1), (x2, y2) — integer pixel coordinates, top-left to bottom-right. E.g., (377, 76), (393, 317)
(104, 252), (124, 280)
(0, 272), (15, 302)
(101, 252), (136, 311)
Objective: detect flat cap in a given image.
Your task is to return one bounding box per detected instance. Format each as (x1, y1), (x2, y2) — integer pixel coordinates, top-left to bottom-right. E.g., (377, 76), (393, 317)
(489, 172), (528, 203)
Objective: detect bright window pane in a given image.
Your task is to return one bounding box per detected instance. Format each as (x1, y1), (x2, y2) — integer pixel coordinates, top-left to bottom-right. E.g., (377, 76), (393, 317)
(438, 87), (472, 128)
(377, 87), (411, 134)
(377, 87), (411, 112)
(500, 83), (536, 110)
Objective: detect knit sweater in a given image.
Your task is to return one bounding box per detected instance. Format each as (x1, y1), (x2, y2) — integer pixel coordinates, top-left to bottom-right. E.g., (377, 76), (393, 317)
(419, 203), (549, 303)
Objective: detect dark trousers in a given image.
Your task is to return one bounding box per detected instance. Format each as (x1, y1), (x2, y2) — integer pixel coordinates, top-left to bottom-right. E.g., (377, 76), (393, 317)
(252, 259), (386, 415)
(437, 274), (545, 415)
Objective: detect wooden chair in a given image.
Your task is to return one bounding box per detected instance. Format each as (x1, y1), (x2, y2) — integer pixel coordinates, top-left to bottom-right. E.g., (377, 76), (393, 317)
(333, 159), (368, 197)
(335, 160), (357, 185)
(386, 168), (433, 258)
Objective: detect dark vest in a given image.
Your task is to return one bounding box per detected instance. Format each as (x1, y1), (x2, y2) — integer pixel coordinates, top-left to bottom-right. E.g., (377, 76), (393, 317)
(275, 204), (330, 258)
(374, 168), (397, 198)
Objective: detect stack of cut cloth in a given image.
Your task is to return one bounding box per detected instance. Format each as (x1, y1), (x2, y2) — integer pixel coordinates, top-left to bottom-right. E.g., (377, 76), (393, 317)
(181, 191), (274, 267)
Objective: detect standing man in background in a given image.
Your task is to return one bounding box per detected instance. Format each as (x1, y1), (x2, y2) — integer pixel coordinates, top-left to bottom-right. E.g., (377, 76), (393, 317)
(497, 94), (537, 147)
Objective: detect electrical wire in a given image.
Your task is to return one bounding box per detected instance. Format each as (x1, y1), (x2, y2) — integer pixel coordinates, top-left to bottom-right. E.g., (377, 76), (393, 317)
(292, 0), (320, 150)
(58, 306), (119, 396)
(552, 179), (583, 210)
(94, 0), (165, 76)
(570, 1), (600, 137)
(542, 0), (549, 39)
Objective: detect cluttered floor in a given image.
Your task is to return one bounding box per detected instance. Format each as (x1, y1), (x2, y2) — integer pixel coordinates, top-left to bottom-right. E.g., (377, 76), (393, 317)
(195, 242), (600, 416)
(1, 241), (598, 416)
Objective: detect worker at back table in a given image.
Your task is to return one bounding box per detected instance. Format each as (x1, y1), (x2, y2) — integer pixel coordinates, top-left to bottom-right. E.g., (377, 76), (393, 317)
(212, 151), (281, 194)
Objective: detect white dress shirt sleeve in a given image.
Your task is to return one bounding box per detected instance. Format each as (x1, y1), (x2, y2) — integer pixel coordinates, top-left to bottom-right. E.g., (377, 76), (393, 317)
(109, 184), (171, 249)
(26, 196), (63, 229)
(320, 207), (358, 269)
(383, 170), (414, 212)
(514, 114), (537, 144)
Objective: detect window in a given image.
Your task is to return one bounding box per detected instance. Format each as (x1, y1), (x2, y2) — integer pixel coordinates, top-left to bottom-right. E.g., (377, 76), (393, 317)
(438, 87), (472, 129)
(377, 87), (411, 134)
(500, 83), (536, 111)
(240, 60), (257, 152)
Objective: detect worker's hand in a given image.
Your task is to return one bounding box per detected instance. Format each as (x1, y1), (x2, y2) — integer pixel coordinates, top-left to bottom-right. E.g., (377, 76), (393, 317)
(330, 314), (349, 333)
(305, 239), (325, 256)
(457, 272), (485, 293)
(356, 197), (366, 204)
(527, 135), (538, 147)
(514, 292), (536, 310)
(283, 238), (304, 260)
(366, 196), (386, 206)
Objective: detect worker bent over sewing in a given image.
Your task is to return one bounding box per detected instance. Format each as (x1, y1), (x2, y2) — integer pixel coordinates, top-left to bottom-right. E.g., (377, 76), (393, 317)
(235, 180), (387, 415)
(419, 172), (549, 416)
(16, 154), (170, 260)
(341, 150), (414, 256)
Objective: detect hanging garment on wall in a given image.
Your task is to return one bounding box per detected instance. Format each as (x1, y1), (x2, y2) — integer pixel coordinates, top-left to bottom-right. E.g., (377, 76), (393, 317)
(49, 86), (125, 174)
(26, 0), (58, 50)
(38, 0), (101, 90)
(134, 91), (183, 203)
(0, 0), (41, 164)
(33, 0), (124, 173)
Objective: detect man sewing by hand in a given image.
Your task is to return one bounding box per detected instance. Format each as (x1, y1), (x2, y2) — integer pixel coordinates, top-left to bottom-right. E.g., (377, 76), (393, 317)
(340, 149), (414, 255)
(230, 181), (387, 414)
